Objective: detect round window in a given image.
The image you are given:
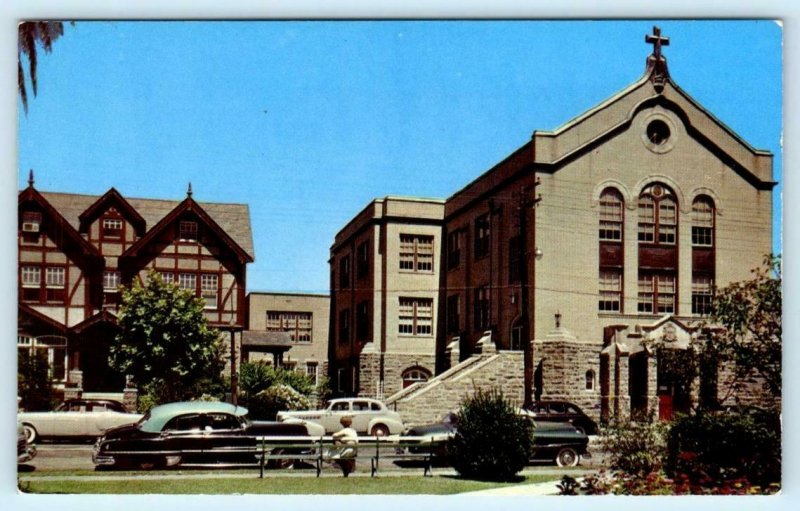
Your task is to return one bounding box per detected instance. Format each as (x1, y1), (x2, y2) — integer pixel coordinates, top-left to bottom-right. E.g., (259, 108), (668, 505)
(646, 120), (671, 145)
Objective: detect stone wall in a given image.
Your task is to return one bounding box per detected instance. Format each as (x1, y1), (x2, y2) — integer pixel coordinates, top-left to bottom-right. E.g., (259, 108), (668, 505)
(535, 340), (603, 421)
(391, 351), (525, 426)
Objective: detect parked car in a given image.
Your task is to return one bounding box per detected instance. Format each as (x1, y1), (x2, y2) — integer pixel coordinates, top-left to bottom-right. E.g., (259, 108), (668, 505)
(93, 401), (322, 470)
(400, 409), (590, 467)
(524, 400), (599, 435)
(277, 397), (404, 436)
(17, 420), (36, 464)
(18, 399), (143, 444)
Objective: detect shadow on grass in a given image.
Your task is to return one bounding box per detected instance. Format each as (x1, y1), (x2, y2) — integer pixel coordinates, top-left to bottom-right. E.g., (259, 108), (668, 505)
(439, 473), (527, 484)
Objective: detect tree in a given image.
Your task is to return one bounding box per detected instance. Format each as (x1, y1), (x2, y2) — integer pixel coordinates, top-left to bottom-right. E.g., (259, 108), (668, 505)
(18, 21), (67, 114)
(705, 255), (781, 398)
(18, 350), (55, 411)
(110, 270), (226, 404)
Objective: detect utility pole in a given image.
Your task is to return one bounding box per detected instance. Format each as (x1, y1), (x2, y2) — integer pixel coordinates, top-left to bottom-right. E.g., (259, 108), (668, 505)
(517, 177), (541, 408)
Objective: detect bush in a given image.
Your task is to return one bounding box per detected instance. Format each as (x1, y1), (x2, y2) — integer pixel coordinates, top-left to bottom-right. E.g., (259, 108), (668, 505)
(239, 362), (316, 400)
(18, 350), (56, 411)
(246, 384), (311, 420)
(446, 389), (533, 481)
(601, 418), (667, 477)
(665, 408), (781, 488)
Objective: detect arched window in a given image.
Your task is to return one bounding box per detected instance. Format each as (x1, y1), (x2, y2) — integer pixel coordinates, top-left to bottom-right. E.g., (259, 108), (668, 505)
(585, 369), (596, 391)
(638, 183), (677, 245)
(599, 188), (624, 241)
(402, 367), (431, 388)
(691, 196), (715, 247)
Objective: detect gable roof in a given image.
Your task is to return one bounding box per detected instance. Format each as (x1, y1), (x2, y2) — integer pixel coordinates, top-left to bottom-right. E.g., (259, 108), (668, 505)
(19, 187), (104, 270)
(78, 187), (147, 236)
(39, 191), (255, 259)
(120, 196), (254, 264)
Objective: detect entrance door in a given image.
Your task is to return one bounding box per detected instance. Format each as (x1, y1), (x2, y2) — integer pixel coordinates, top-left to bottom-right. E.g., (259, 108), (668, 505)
(658, 392), (673, 421)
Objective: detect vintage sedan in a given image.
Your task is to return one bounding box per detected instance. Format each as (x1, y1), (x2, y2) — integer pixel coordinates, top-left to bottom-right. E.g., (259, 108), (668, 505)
(18, 399), (142, 444)
(524, 400), (599, 435)
(400, 409), (590, 467)
(277, 397), (405, 436)
(93, 401), (321, 470)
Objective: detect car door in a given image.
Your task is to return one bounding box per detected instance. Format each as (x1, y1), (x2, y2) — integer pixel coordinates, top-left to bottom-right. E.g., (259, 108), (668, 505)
(160, 413), (207, 464)
(55, 400), (89, 438)
(200, 413), (254, 464)
(350, 400), (372, 432)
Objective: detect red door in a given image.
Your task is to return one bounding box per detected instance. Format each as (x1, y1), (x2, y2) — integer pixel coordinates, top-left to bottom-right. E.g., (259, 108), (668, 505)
(659, 394), (673, 421)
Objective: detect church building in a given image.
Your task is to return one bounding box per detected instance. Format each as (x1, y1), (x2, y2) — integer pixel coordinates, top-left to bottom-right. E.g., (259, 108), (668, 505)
(333, 28), (775, 423)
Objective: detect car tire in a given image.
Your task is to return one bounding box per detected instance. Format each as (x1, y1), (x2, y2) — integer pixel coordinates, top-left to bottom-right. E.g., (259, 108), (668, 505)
(22, 424), (37, 444)
(556, 447), (580, 467)
(370, 424), (390, 437)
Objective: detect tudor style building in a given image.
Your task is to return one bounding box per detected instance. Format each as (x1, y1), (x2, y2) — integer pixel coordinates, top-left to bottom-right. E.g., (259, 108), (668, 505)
(17, 177), (253, 398)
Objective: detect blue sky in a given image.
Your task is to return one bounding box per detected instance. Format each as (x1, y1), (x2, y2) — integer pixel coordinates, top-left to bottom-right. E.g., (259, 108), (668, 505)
(17, 20), (783, 293)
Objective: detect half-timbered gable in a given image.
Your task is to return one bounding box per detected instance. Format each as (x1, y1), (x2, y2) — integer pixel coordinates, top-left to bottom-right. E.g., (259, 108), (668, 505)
(18, 178), (253, 396)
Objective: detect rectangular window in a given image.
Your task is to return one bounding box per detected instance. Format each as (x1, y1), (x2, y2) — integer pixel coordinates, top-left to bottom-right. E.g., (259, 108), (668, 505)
(356, 301), (370, 341)
(398, 297), (433, 336)
(159, 271), (175, 284)
(599, 270), (622, 312)
(179, 221), (198, 241)
(267, 311), (313, 343)
(509, 236), (521, 283)
(447, 231), (461, 270)
(45, 267), (66, 302)
(599, 197), (623, 241)
(658, 201), (677, 244)
(638, 197), (655, 243)
(21, 266), (41, 301)
(473, 286), (490, 331)
(21, 211), (42, 240)
(474, 214), (490, 259)
(103, 271), (121, 291)
(399, 234), (434, 272)
(692, 226), (713, 246)
(638, 273), (675, 314)
(338, 309), (350, 344)
(446, 294), (461, 334)
(692, 276), (714, 316)
(201, 274), (218, 309)
(102, 218), (123, 239)
(339, 255), (351, 289)
(178, 273), (196, 291)
(306, 363), (318, 385)
(357, 241), (369, 279)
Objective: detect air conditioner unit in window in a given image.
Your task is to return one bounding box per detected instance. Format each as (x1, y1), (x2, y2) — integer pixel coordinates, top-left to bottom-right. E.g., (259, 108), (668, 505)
(22, 222), (40, 233)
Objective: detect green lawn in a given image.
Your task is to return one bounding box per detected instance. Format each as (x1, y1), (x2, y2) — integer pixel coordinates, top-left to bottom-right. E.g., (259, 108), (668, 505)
(19, 474), (558, 495)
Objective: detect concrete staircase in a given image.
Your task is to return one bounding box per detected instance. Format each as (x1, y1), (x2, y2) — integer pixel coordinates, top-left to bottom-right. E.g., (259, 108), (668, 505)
(386, 348), (525, 426)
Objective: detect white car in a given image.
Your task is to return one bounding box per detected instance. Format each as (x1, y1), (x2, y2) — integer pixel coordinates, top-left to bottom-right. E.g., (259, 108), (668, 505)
(19, 399), (143, 443)
(277, 398), (404, 436)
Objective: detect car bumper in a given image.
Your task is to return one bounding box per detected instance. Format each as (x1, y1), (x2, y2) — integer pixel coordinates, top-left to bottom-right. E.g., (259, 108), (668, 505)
(18, 444), (37, 463)
(92, 451), (116, 466)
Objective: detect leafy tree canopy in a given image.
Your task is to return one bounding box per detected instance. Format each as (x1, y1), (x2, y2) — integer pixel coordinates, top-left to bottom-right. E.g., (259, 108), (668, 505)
(110, 270), (225, 404)
(706, 255), (781, 397)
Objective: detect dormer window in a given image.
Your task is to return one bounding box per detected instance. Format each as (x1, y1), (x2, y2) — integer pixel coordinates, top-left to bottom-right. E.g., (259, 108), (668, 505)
(102, 218), (123, 239)
(179, 221), (198, 242)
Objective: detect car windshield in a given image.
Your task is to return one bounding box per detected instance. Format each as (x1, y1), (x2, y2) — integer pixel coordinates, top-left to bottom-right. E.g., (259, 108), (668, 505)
(135, 411), (152, 428)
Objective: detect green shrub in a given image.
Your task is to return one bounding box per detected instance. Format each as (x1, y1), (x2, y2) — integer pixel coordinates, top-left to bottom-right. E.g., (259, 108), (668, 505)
(18, 350), (56, 411)
(246, 384), (311, 420)
(665, 408), (781, 488)
(239, 362), (316, 400)
(601, 418), (667, 477)
(446, 389), (532, 481)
